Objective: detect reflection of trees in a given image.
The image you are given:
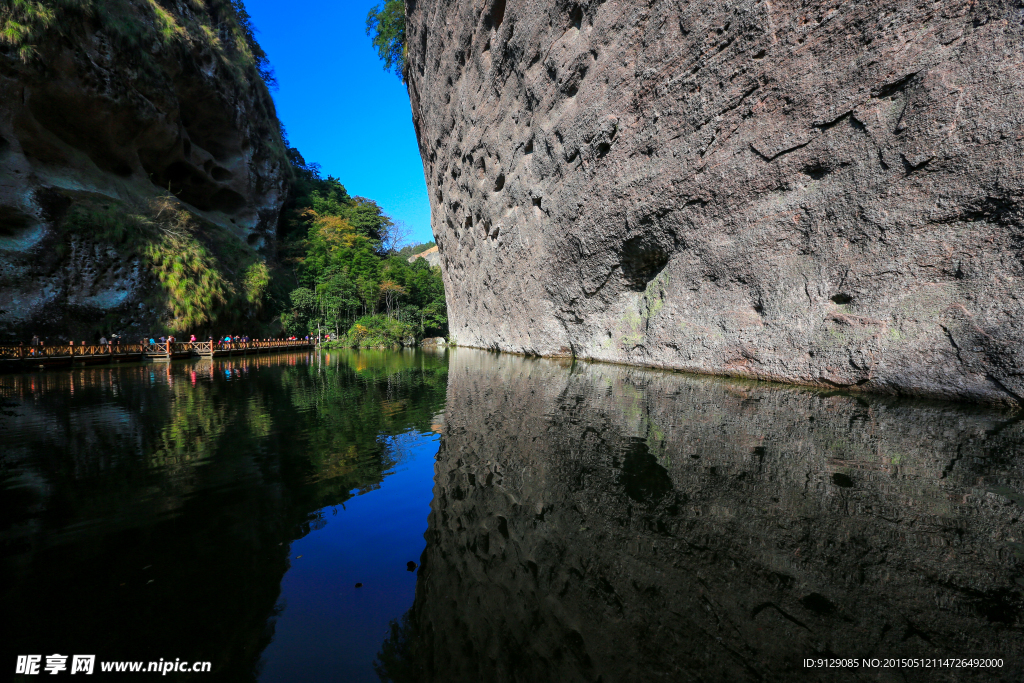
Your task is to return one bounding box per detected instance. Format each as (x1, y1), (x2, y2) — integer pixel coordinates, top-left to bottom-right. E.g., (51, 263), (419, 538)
(0, 350), (448, 680)
(374, 611), (420, 683)
(292, 350), (448, 476)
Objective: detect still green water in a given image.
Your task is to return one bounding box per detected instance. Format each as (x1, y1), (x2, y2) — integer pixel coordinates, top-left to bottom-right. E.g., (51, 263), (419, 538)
(1, 349), (1023, 682)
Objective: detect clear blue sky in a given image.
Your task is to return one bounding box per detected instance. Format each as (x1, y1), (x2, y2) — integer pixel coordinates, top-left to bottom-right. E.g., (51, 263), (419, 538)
(244, 0), (434, 247)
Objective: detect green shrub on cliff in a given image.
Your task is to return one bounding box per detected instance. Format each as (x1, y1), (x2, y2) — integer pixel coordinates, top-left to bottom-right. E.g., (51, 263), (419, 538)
(61, 196), (271, 334)
(366, 0), (405, 79)
(0, 0), (276, 88)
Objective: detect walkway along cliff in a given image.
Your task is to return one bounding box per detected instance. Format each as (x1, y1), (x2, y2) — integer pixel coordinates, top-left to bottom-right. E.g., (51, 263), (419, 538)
(404, 0), (1024, 404)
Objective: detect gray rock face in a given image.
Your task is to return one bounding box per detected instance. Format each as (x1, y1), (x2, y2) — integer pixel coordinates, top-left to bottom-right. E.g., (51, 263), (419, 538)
(408, 244), (442, 267)
(0, 2), (287, 337)
(404, 349), (1024, 682)
(405, 0), (1024, 404)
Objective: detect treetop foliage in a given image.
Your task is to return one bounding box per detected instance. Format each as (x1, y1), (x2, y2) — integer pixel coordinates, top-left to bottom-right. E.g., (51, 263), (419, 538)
(366, 0), (406, 80)
(397, 241), (436, 258)
(280, 147), (447, 346)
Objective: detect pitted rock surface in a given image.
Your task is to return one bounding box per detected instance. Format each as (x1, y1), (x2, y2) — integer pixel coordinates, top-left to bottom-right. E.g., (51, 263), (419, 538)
(405, 350), (1024, 682)
(405, 0), (1024, 403)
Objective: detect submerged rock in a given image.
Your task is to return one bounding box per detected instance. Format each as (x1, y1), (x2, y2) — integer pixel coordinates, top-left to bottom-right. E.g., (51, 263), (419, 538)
(405, 0), (1024, 404)
(421, 337), (447, 347)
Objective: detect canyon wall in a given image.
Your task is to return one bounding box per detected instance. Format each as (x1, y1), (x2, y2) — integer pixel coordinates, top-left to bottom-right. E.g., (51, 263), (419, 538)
(0, 1), (287, 337)
(405, 0), (1024, 403)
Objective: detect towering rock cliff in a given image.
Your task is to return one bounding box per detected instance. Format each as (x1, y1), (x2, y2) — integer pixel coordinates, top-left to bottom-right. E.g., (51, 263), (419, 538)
(0, 0), (287, 337)
(405, 0), (1024, 404)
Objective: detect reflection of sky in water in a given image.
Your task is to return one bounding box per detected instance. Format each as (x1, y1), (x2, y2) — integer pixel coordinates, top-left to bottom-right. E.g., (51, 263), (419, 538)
(0, 350), (450, 679)
(259, 433), (439, 683)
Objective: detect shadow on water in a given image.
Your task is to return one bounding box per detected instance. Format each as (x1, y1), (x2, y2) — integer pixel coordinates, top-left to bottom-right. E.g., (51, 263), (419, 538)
(0, 349), (447, 681)
(378, 349), (1024, 683)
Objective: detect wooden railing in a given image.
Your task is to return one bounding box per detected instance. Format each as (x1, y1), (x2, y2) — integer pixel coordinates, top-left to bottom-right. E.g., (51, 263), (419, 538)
(205, 339), (312, 350)
(1, 339), (312, 363)
(0, 343), (145, 360)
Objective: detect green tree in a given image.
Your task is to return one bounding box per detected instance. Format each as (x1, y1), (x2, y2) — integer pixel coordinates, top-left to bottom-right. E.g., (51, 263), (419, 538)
(366, 0), (406, 80)
(282, 146), (448, 346)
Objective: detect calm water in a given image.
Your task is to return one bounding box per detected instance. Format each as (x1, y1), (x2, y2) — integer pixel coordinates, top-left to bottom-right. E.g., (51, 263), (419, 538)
(2, 349), (1023, 681)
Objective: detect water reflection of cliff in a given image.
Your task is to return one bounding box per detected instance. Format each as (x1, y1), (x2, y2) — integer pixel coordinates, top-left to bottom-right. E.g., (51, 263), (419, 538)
(0, 350), (447, 680)
(393, 350), (1024, 683)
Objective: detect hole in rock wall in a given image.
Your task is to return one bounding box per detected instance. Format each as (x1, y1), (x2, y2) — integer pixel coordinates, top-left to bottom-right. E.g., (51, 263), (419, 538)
(802, 162), (831, 180)
(490, 0), (506, 30)
(620, 237), (670, 291)
(830, 293), (852, 304)
(831, 472), (854, 488)
(618, 439), (673, 504)
(164, 159), (207, 188)
(0, 205), (34, 235)
(532, 196), (542, 209)
(570, 5), (583, 30)
(524, 138), (534, 154)
(35, 187), (72, 223)
(475, 156), (487, 176)
(800, 593), (838, 615)
(493, 173), (505, 191)
(209, 188), (246, 214)
(144, 156), (244, 215)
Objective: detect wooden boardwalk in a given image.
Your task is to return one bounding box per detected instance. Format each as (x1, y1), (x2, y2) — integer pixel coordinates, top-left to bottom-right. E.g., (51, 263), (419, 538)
(1, 340), (314, 371)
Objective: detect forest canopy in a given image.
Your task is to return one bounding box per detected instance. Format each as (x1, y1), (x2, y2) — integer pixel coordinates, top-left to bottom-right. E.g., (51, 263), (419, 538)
(279, 147), (446, 347)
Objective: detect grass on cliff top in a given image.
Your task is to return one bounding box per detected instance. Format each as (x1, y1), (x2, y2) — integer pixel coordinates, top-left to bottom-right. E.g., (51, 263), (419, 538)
(0, 0), (274, 88)
(1, 0), (287, 170)
(61, 195), (270, 333)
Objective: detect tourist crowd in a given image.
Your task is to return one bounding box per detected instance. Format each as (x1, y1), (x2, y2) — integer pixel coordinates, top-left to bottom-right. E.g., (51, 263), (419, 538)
(21, 333), (318, 348)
